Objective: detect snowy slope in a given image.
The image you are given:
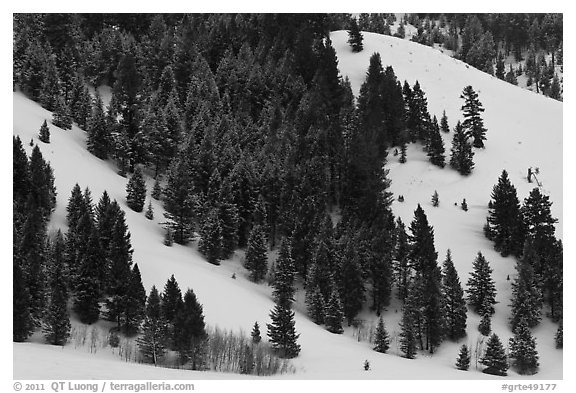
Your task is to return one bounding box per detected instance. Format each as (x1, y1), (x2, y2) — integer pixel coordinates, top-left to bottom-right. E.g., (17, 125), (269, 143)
(12, 31), (562, 380)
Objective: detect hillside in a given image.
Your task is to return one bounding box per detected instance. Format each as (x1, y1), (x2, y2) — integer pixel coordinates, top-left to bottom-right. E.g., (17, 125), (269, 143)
(13, 31), (562, 380)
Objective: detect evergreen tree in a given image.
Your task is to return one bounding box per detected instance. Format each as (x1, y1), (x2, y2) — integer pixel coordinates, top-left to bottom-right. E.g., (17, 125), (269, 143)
(478, 310), (492, 336)
(347, 18), (364, 52)
(272, 239), (296, 306)
(198, 208), (223, 265)
(339, 242), (365, 326)
(406, 81), (431, 143)
(305, 285), (326, 325)
(145, 200), (154, 220)
(373, 316), (390, 353)
(466, 252), (497, 315)
(555, 322), (562, 349)
(442, 250), (467, 340)
(52, 96), (73, 130)
(480, 333), (509, 376)
(161, 275), (182, 324)
(13, 261), (34, 342)
(399, 288), (419, 359)
(151, 178), (162, 200)
(505, 65), (518, 85)
(495, 52), (505, 80)
(38, 119), (50, 143)
(488, 170), (524, 257)
(163, 228), (174, 246)
(87, 92), (111, 159)
(13, 135), (30, 207)
(395, 218), (411, 302)
(29, 145), (57, 216)
(456, 344), (471, 370)
(427, 122), (446, 167)
(137, 286), (167, 366)
(509, 320), (539, 375)
(174, 288), (207, 369)
(245, 225), (268, 283)
(549, 73), (562, 100)
(440, 110), (450, 133)
(123, 263), (146, 335)
(42, 260), (71, 345)
(431, 190), (439, 207)
(325, 285), (344, 334)
(126, 166), (147, 212)
(73, 232), (103, 324)
(460, 86), (487, 148)
(399, 142), (407, 163)
(163, 156), (196, 244)
(449, 121), (475, 175)
(510, 254), (542, 332)
(251, 322), (262, 344)
(267, 302), (301, 358)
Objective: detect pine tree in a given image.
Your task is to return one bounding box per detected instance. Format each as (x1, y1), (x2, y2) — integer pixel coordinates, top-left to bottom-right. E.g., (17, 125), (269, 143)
(325, 285), (344, 334)
(549, 73), (562, 100)
(478, 310), (492, 336)
(52, 96), (73, 130)
(251, 322), (262, 344)
(442, 250), (467, 340)
(73, 232), (103, 324)
(347, 18), (364, 52)
(431, 190), (439, 207)
(163, 156), (196, 244)
(399, 291), (418, 359)
(137, 286), (167, 366)
(267, 302), (301, 358)
(340, 243), (365, 326)
(509, 319), (539, 375)
(163, 228), (174, 246)
(495, 52), (505, 80)
(466, 252), (497, 315)
(373, 316), (390, 353)
(306, 285), (326, 325)
(126, 166), (147, 212)
(395, 218), (411, 302)
(198, 208), (223, 265)
(87, 92), (111, 159)
(13, 261), (34, 342)
(488, 170), (524, 257)
(456, 344), (471, 370)
(460, 85), (487, 148)
(510, 255), (542, 332)
(245, 225), (268, 282)
(42, 244), (71, 345)
(440, 110), (450, 133)
(480, 333), (509, 376)
(449, 121), (475, 175)
(161, 275), (182, 325)
(427, 122), (446, 167)
(151, 178), (162, 200)
(272, 239), (296, 306)
(145, 200), (154, 220)
(555, 322), (562, 349)
(123, 263), (146, 335)
(173, 288), (207, 369)
(38, 120), (50, 143)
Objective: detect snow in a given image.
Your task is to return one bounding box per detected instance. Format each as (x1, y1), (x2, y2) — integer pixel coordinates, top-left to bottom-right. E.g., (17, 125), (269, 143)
(12, 30), (563, 381)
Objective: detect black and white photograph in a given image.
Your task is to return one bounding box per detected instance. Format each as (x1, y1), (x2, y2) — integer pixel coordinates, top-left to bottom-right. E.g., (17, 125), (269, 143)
(11, 8), (565, 386)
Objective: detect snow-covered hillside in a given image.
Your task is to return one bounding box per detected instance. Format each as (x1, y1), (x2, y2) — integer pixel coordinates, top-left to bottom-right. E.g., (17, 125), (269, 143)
(13, 31), (562, 380)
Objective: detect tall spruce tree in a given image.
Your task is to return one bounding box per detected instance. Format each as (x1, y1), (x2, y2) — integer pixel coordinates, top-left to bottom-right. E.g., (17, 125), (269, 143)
(460, 85), (487, 148)
(38, 119), (50, 143)
(509, 319), (539, 375)
(272, 239), (296, 306)
(325, 285), (344, 334)
(245, 225), (268, 283)
(466, 252), (497, 315)
(123, 263), (146, 335)
(126, 166), (147, 212)
(174, 288), (207, 369)
(198, 208), (223, 265)
(510, 253), (542, 332)
(339, 242), (365, 326)
(13, 261), (34, 342)
(480, 333), (509, 376)
(449, 121), (475, 175)
(442, 250), (467, 340)
(42, 260), (71, 345)
(427, 121), (446, 167)
(478, 310), (492, 336)
(399, 286), (419, 359)
(52, 96), (73, 130)
(137, 286), (167, 366)
(87, 92), (111, 159)
(305, 285), (326, 325)
(395, 217), (411, 302)
(73, 231), (104, 324)
(373, 316), (390, 353)
(163, 155), (196, 244)
(267, 302), (301, 358)
(440, 110), (450, 133)
(456, 344), (471, 370)
(347, 18), (364, 52)
(251, 322), (262, 344)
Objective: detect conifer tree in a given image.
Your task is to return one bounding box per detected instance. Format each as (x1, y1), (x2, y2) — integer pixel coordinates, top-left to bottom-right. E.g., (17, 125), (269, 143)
(495, 52), (505, 80)
(399, 290), (418, 359)
(306, 285), (326, 325)
(251, 322), (262, 344)
(272, 239), (296, 306)
(449, 121), (475, 175)
(347, 18), (364, 52)
(163, 156), (196, 244)
(87, 92), (111, 159)
(325, 285), (344, 334)
(267, 302), (301, 358)
(440, 110), (450, 133)
(466, 252), (497, 315)
(38, 119), (50, 143)
(479, 310), (492, 336)
(217, 199), (240, 259)
(52, 96), (72, 130)
(431, 190), (439, 207)
(42, 260), (71, 345)
(480, 333), (509, 376)
(13, 135), (30, 207)
(126, 166), (147, 213)
(427, 122), (446, 167)
(145, 200), (154, 220)
(555, 322), (562, 349)
(339, 243), (365, 325)
(399, 142), (407, 163)
(173, 288), (207, 369)
(137, 286), (167, 366)
(198, 208), (223, 265)
(395, 218), (411, 302)
(505, 65), (518, 85)
(442, 250), (467, 340)
(509, 319), (539, 375)
(460, 85), (487, 148)
(161, 275), (182, 325)
(124, 263), (146, 335)
(73, 232), (104, 324)
(373, 316), (390, 353)
(13, 261), (34, 342)
(163, 228), (174, 246)
(151, 178), (162, 200)
(456, 344), (471, 370)
(488, 170), (524, 257)
(510, 255), (542, 332)
(406, 81), (431, 143)
(245, 225), (268, 282)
